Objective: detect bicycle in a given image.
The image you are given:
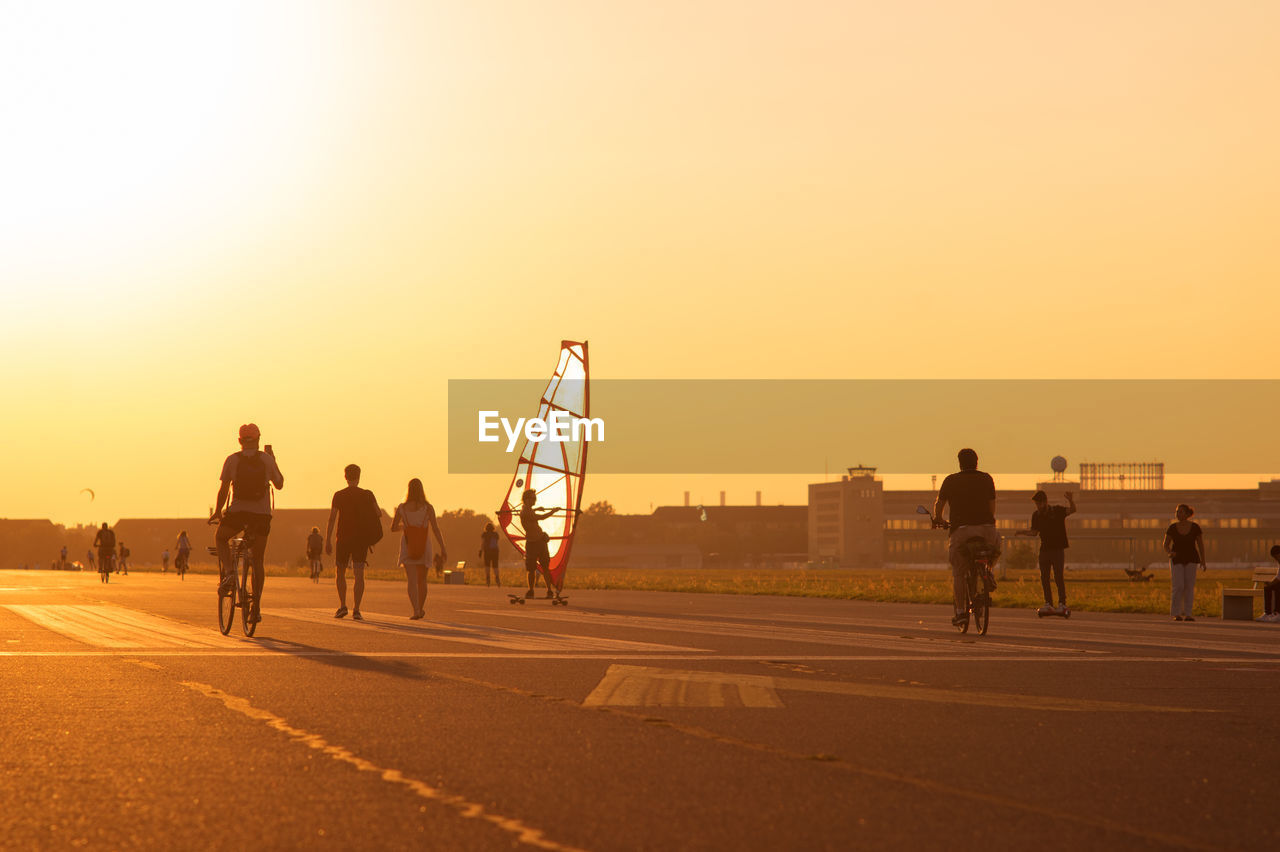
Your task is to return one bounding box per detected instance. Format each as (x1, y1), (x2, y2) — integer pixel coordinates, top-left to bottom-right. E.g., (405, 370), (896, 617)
(207, 529), (260, 637)
(175, 552), (189, 581)
(917, 506), (995, 636)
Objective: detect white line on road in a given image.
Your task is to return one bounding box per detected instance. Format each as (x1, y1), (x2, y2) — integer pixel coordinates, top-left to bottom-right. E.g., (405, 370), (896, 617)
(4, 604), (242, 648)
(467, 609), (1103, 655)
(174, 676), (588, 852)
(265, 608), (710, 653)
(582, 664), (1211, 712)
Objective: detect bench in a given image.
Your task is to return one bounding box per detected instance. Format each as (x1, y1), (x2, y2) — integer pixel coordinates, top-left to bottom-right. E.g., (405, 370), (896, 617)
(1221, 568), (1279, 620)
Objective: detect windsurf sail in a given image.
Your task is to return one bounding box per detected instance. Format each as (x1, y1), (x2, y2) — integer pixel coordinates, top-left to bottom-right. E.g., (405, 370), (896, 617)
(497, 340), (590, 589)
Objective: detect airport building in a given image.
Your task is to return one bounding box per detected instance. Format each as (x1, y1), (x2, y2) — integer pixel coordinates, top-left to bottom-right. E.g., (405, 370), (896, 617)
(810, 463), (1280, 569)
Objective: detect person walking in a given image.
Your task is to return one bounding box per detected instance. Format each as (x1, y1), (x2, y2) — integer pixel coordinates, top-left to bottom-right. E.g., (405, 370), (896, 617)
(479, 522), (501, 587)
(325, 464), (382, 621)
(1163, 503), (1206, 622)
(390, 479), (446, 619)
(85, 548), (96, 573)
(117, 542), (129, 575)
(161, 549), (170, 573)
(1258, 545), (1280, 623)
(1017, 490), (1077, 614)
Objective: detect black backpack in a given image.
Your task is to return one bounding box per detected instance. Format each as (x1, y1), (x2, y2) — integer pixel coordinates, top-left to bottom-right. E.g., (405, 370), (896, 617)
(233, 452), (268, 502)
(364, 491), (384, 546)
(99, 529), (116, 550)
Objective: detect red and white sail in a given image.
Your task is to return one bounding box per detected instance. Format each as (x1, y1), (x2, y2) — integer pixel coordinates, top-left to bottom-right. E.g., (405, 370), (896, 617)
(497, 340), (589, 588)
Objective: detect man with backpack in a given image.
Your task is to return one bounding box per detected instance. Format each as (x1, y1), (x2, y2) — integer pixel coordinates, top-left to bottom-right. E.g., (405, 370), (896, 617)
(211, 423), (284, 625)
(325, 464), (382, 621)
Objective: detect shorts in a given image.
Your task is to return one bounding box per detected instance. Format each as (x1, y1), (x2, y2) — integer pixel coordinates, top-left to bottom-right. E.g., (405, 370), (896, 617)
(483, 550), (499, 569)
(525, 537), (550, 572)
(217, 512), (272, 542)
(948, 525), (1001, 569)
(335, 539), (369, 567)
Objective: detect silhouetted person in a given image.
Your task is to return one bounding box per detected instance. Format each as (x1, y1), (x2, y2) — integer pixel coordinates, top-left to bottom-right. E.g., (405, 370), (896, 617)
(391, 478), (446, 619)
(1163, 503), (1205, 622)
(479, 522), (501, 587)
(176, 531), (191, 576)
(521, 489), (556, 599)
(1260, 545), (1280, 623)
(161, 549), (170, 573)
(59, 545), (68, 569)
(85, 549), (96, 572)
(1018, 490), (1077, 613)
(117, 542), (129, 574)
(326, 464), (381, 621)
(933, 448), (1001, 626)
(93, 523), (116, 576)
(306, 527), (324, 581)
(211, 423), (284, 625)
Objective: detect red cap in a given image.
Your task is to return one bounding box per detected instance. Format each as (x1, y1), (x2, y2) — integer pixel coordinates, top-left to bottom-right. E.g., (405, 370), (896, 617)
(238, 423), (261, 440)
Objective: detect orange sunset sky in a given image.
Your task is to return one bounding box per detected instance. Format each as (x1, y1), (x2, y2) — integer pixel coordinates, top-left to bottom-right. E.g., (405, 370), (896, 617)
(1, 1), (1278, 527)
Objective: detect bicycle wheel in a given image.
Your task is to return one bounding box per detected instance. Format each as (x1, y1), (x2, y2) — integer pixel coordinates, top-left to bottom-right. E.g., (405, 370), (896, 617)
(972, 591), (990, 636)
(217, 569), (236, 635)
(239, 555), (257, 637)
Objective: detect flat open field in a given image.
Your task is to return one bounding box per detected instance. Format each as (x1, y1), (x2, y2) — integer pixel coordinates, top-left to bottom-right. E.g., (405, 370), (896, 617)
(89, 563), (1269, 618)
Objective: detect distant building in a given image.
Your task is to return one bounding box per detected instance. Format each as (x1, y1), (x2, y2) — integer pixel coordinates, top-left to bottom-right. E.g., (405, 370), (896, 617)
(808, 466), (884, 568)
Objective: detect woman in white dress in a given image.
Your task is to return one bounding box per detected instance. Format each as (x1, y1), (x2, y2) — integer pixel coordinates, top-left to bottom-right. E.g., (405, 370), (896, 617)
(390, 478), (446, 619)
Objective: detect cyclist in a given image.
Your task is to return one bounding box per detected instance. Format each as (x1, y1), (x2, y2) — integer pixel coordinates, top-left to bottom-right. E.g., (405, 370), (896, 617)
(161, 549), (170, 573)
(210, 423), (284, 625)
(92, 523), (116, 578)
(306, 526), (324, 581)
(175, 530), (192, 576)
(933, 448), (1000, 626)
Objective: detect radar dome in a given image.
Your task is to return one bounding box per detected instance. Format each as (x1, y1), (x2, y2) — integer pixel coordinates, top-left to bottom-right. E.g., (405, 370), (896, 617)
(1050, 456), (1068, 474)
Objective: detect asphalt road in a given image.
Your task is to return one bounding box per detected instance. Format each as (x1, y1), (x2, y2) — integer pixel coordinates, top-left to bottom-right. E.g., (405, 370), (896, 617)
(2, 569), (1277, 851)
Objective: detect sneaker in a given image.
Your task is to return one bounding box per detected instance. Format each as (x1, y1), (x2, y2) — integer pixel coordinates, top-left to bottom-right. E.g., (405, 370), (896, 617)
(249, 609), (261, 624)
(352, 611), (363, 621)
(1265, 613), (1280, 623)
(334, 606), (348, 619)
(1184, 616), (1195, 622)
(1037, 603), (1054, 614)
(951, 612), (968, 626)
(1256, 613), (1272, 622)
(218, 573), (236, 594)
(545, 590), (554, 599)
(1056, 603), (1068, 614)
(524, 590), (535, 599)
(1173, 616), (1184, 622)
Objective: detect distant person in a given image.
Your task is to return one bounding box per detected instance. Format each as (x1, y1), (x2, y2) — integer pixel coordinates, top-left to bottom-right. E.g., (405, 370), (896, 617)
(211, 423), (284, 626)
(93, 523), (116, 576)
(306, 527), (324, 581)
(390, 478), (446, 619)
(1258, 545), (1280, 623)
(326, 464), (382, 621)
(1017, 490), (1077, 614)
(1163, 503), (1205, 622)
(933, 448), (1000, 626)
(521, 489), (557, 599)
(479, 522), (501, 587)
(85, 549), (96, 572)
(117, 542), (129, 575)
(161, 549), (170, 573)
(60, 545), (68, 570)
(175, 531), (192, 577)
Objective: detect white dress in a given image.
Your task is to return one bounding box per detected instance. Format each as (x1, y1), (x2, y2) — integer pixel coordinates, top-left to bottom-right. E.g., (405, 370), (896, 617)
(397, 503), (434, 567)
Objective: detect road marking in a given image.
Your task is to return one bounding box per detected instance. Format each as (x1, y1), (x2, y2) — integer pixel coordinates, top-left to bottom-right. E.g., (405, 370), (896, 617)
(4, 604), (241, 648)
(174, 676), (588, 852)
(469, 609), (1102, 655)
(265, 608), (709, 653)
(583, 665), (784, 708)
(582, 665), (1212, 712)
